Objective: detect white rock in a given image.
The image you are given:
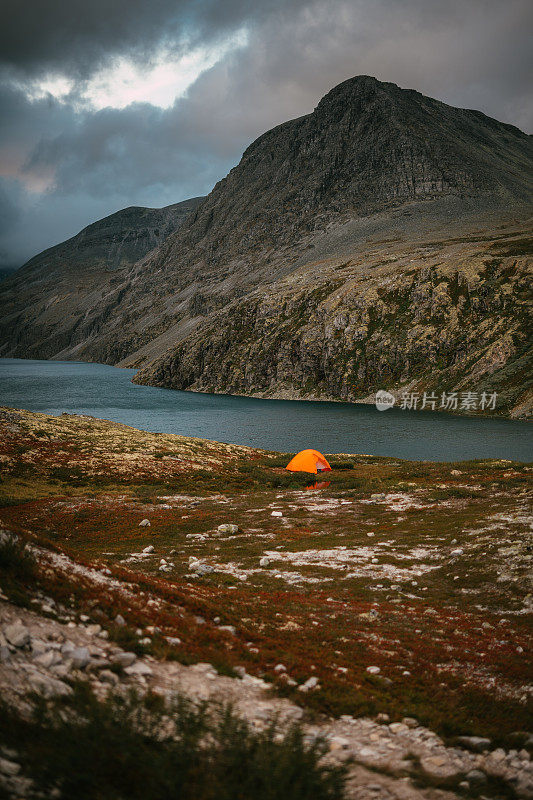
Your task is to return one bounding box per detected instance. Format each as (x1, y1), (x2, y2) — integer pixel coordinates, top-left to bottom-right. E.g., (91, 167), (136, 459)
(217, 523), (240, 534)
(274, 664), (286, 673)
(0, 758), (21, 777)
(142, 545), (154, 554)
(450, 548), (464, 556)
(139, 519), (151, 527)
(124, 661), (153, 677)
(29, 673), (72, 698)
(99, 669), (120, 685)
(366, 666), (381, 674)
(329, 736), (350, 751)
(219, 625), (236, 635)
(298, 676), (320, 692)
(34, 650), (62, 669)
(259, 557), (270, 567)
(271, 511), (283, 517)
(71, 646), (91, 669)
(4, 622), (30, 648)
(115, 614), (126, 626)
(111, 651), (137, 668)
(165, 637), (181, 646)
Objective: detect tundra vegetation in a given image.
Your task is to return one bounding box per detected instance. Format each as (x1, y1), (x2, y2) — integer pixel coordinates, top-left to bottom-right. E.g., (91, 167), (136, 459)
(0, 407), (531, 798)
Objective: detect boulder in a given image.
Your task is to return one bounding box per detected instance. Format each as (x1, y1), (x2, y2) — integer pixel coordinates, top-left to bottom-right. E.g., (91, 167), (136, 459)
(139, 519), (151, 527)
(419, 755), (463, 786)
(455, 736), (491, 753)
(217, 524), (240, 535)
(4, 622), (30, 648)
(111, 652), (137, 668)
(124, 661), (153, 677)
(70, 646), (91, 670)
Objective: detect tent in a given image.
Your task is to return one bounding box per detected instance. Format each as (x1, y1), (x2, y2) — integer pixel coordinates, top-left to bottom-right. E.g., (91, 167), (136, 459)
(285, 449), (332, 474)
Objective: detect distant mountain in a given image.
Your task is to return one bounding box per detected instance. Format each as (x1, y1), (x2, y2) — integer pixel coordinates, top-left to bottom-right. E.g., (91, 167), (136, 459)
(0, 268), (16, 282)
(0, 196), (204, 360)
(1, 76), (531, 415)
(12, 197), (205, 278)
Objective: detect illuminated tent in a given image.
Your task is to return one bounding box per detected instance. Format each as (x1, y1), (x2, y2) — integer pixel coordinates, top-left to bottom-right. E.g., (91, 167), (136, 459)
(285, 449), (332, 474)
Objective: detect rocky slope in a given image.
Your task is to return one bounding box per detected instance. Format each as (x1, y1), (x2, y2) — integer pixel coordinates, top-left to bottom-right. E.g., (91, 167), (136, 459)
(0, 196), (203, 360)
(0, 76), (531, 414)
(134, 218), (533, 418)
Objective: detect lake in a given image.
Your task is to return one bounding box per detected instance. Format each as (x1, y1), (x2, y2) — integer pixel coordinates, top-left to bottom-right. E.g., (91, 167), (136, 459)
(0, 358), (531, 462)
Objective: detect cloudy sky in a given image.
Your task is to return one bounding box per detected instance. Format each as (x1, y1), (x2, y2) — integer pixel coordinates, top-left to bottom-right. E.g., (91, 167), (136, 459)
(1, 0), (531, 270)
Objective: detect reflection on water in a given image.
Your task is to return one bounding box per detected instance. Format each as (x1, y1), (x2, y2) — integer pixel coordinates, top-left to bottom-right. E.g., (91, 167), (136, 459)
(305, 481), (331, 491)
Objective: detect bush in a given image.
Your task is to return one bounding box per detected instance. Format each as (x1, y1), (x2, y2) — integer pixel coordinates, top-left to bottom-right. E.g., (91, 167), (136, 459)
(0, 533), (36, 582)
(2, 686), (347, 800)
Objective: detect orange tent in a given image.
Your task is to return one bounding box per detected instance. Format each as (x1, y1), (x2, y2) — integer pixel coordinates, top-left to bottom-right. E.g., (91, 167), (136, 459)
(285, 449), (332, 474)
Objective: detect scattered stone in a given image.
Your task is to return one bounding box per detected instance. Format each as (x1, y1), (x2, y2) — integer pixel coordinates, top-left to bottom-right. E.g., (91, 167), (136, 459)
(34, 650), (62, 669)
(142, 545), (154, 554)
(450, 548), (464, 556)
(196, 564), (214, 576)
(488, 748), (506, 763)
(217, 524), (240, 535)
(86, 624), (102, 636)
(124, 661), (153, 677)
(139, 519), (151, 527)
(329, 736), (350, 751)
(111, 652), (137, 668)
(455, 735), (491, 752)
(271, 511), (283, 517)
(28, 673), (72, 698)
(219, 625), (236, 635)
(114, 614), (126, 627)
(466, 769), (487, 787)
(259, 557), (270, 567)
(165, 637), (181, 646)
(389, 722), (409, 734)
(4, 622), (30, 648)
(366, 666), (380, 674)
(298, 676), (320, 692)
(402, 717), (419, 728)
(419, 755), (463, 785)
(70, 646), (91, 670)
(99, 669), (120, 685)
(0, 758), (20, 777)
(274, 664), (286, 673)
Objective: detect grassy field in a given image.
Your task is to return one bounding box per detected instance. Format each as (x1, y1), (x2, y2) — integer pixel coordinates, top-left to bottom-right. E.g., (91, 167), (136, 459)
(1, 406), (531, 743)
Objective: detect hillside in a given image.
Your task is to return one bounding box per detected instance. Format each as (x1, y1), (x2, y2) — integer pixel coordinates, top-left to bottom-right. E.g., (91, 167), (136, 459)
(0, 408), (532, 798)
(0, 76), (531, 414)
(0, 196), (203, 360)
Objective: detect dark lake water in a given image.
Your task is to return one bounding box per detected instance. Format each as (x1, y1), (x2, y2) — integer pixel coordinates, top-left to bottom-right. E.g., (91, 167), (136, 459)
(0, 359), (531, 462)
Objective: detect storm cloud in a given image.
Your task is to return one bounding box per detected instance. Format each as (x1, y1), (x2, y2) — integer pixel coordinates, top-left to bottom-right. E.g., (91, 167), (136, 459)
(1, 0), (532, 269)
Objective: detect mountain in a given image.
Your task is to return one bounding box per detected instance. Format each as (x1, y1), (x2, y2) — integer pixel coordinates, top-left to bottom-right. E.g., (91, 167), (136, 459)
(1, 76), (531, 415)
(0, 196), (204, 360)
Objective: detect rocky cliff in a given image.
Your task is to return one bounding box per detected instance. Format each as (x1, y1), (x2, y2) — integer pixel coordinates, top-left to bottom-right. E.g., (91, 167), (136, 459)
(133, 220), (533, 417)
(1, 76), (531, 415)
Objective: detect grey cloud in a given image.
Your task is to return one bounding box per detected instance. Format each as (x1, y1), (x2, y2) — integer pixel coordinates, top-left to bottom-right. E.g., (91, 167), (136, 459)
(0, 0), (531, 269)
(0, 0), (291, 78)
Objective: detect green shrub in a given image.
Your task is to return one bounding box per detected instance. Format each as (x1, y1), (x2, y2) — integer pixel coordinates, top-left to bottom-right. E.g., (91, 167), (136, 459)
(1, 686), (346, 800)
(0, 533), (36, 582)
